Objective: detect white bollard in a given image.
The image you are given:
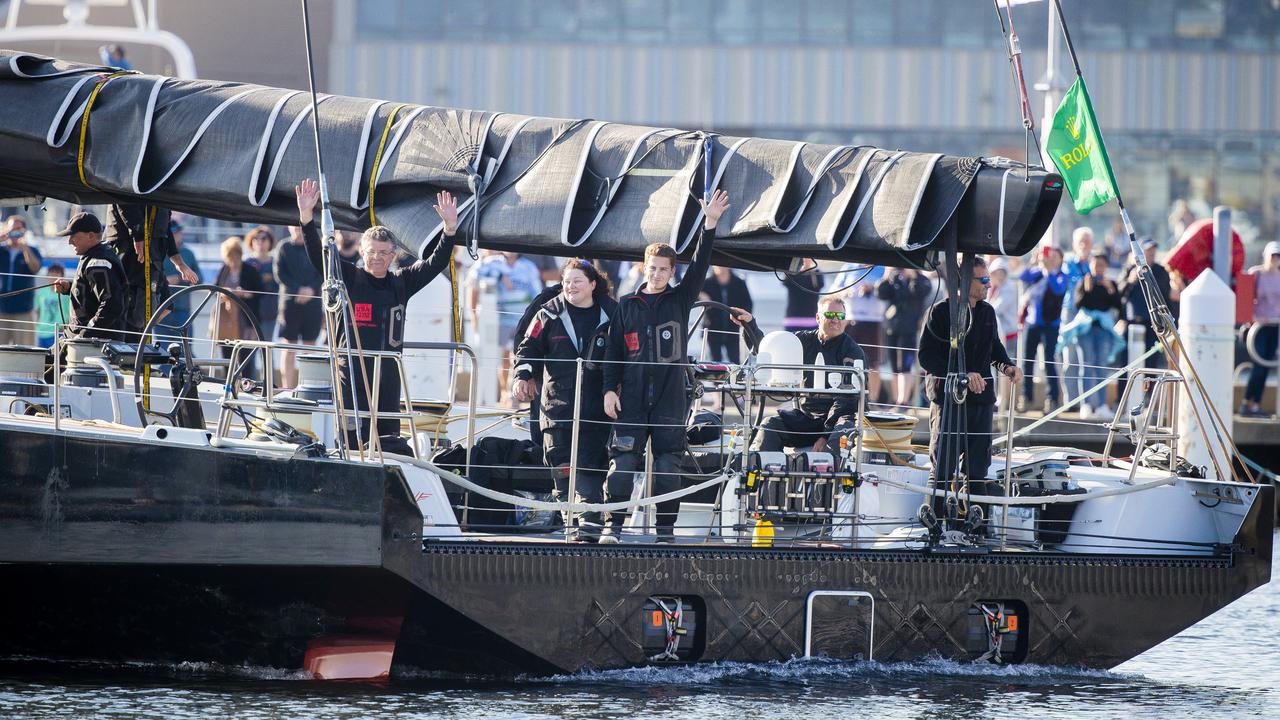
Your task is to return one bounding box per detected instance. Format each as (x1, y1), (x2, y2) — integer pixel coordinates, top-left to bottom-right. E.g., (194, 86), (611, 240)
(1176, 270), (1235, 476)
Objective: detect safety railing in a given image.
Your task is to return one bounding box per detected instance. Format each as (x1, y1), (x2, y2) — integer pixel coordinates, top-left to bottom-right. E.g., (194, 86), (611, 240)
(525, 353), (872, 542)
(1101, 367), (1184, 482)
(212, 338), (478, 468)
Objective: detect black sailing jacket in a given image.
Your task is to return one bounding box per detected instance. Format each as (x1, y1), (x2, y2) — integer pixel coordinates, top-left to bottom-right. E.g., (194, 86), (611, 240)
(302, 221), (453, 352)
(602, 228), (713, 426)
(514, 293), (617, 430)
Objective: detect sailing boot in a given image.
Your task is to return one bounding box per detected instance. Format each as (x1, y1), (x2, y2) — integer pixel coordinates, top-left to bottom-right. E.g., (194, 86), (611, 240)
(599, 500), (627, 544)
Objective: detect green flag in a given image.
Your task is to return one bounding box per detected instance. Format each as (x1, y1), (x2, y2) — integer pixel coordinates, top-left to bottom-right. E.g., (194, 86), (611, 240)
(1045, 76), (1118, 214)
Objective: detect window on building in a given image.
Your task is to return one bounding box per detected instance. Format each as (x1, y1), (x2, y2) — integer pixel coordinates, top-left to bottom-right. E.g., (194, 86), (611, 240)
(668, 1), (713, 44)
(849, 0), (893, 46)
(1076, 0), (1127, 49)
(1173, 0), (1227, 50)
(525, 0), (578, 41)
(893, 1), (940, 46)
(760, 2), (802, 44)
(622, 0), (667, 43)
(804, 0), (850, 45)
(940, 0), (992, 48)
(356, 0), (400, 34)
(1222, 0), (1280, 51)
(1125, 2), (1176, 50)
(578, 0), (622, 42)
(714, 0), (757, 45)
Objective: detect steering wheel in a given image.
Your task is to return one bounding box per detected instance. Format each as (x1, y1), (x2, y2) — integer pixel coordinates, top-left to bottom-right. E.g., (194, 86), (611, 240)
(689, 299), (739, 354)
(133, 283), (262, 427)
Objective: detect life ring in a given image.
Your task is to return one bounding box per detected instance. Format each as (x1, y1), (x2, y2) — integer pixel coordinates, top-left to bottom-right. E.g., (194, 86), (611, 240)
(1165, 217), (1243, 283)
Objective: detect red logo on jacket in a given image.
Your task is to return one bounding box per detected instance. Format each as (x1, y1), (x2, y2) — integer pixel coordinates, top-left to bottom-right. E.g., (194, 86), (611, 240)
(354, 303), (373, 324)
(625, 332), (640, 352)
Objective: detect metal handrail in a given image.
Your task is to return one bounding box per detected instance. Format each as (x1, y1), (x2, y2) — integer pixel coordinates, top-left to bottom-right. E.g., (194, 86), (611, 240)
(1243, 320), (1280, 369)
(84, 356), (124, 425)
(212, 339), (479, 475)
(1101, 367), (1184, 481)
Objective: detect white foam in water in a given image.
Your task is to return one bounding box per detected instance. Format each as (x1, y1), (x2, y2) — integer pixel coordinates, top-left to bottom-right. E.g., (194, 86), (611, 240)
(543, 656), (1132, 686)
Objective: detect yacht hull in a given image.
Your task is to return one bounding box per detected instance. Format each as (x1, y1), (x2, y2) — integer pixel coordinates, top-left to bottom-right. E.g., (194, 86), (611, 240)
(0, 425), (1271, 675)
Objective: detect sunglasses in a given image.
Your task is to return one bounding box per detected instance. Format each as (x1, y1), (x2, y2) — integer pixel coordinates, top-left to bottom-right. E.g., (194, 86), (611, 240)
(822, 311), (847, 320)
(977, 276), (990, 285)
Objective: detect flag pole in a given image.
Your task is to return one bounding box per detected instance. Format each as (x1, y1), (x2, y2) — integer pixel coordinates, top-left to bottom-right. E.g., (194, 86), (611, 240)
(1050, 1), (1244, 486)
(1048, 0), (1141, 260)
(1034, 0), (1068, 250)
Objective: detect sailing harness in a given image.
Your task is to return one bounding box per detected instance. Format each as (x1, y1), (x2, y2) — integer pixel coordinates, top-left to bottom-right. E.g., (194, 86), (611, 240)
(647, 596), (687, 661)
(925, 230), (981, 535)
(975, 601), (1015, 663)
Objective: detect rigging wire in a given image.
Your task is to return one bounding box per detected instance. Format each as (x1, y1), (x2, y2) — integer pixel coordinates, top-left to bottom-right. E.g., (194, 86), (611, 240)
(299, 0), (375, 460)
(992, 0), (1041, 179)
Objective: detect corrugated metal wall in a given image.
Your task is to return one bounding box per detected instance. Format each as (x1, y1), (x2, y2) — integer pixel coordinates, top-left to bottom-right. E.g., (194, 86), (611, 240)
(330, 41), (1276, 135)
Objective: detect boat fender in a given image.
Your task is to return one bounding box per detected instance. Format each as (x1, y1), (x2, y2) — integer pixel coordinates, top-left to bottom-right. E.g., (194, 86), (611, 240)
(751, 516), (775, 548)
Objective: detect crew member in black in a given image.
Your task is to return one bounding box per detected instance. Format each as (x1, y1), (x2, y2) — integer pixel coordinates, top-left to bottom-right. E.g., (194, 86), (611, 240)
(600, 189), (729, 542)
(512, 260), (617, 541)
(917, 256), (1022, 490)
(512, 281), (564, 446)
(104, 203), (199, 335)
(295, 179), (457, 450)
(52, 212), (126, 340)
(732, 296), (867, 453)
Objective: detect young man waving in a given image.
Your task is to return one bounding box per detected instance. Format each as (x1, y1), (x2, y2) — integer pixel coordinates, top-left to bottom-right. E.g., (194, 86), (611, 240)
(600, 189), (730, 543)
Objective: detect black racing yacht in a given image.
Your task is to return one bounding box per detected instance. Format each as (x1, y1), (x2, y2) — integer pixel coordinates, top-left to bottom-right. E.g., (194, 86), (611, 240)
(0, 50), (1271, 679)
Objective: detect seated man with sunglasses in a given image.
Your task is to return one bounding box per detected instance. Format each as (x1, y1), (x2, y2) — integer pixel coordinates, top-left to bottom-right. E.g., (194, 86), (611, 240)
(917, 256), (1022, 494)
(732, 296), (867, 453)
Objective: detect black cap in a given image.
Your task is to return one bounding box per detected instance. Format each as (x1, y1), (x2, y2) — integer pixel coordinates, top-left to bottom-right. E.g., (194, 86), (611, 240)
(56, 212), (103, 236)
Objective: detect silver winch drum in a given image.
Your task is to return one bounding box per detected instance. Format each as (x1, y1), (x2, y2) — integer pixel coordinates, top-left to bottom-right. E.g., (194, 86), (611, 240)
(0, 344), (50, 397)
(293, 353), (333, 404)
(62, 338), (106, 367)
(0, 344), (48, 378)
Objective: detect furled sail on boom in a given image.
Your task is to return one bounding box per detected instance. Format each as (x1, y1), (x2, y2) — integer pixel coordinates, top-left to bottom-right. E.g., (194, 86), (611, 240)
(0, 51), (1061, 269)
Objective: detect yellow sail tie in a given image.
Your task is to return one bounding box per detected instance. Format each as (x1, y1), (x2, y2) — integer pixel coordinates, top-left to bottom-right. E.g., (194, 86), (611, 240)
(76, 71), (136, 189)
(367, 103), (407, 227)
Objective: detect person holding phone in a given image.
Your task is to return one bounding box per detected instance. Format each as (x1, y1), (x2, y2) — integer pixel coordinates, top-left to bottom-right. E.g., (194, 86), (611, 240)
(1018, 246), (1070, 413)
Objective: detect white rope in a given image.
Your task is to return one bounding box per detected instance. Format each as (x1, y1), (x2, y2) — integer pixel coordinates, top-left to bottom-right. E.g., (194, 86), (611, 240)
(389, 453), (730, 513)
(872, 472), (1176, 506)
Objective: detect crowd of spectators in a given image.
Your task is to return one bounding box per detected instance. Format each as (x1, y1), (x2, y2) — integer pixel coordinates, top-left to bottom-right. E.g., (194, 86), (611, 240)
(4, 197), (1279, 418)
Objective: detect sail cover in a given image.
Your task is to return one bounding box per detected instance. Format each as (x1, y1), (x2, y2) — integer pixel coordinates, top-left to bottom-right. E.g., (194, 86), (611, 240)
(0, 51), (1061, 268)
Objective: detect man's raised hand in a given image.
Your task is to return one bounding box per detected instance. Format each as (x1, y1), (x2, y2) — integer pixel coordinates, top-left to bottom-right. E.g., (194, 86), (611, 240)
(700, 189), (730, 230)
(434, 191), (459, 236)
(295, 179), (320, 224)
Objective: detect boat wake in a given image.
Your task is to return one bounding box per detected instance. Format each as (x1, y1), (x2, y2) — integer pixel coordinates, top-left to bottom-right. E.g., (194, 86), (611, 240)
(541, 656), (1134, 686)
